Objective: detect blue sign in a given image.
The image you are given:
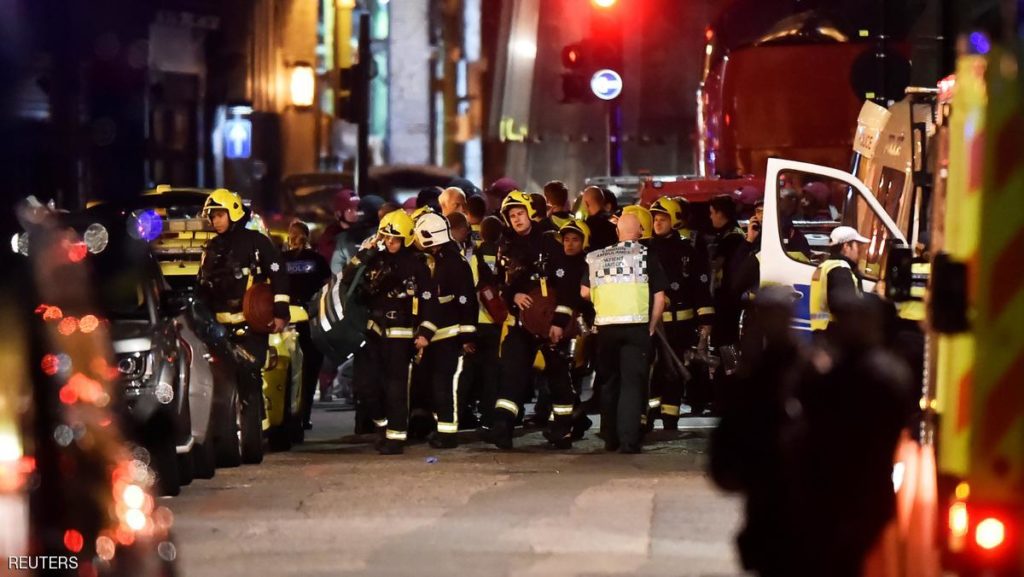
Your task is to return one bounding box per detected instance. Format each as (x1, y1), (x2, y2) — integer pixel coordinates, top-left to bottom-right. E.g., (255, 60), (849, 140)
(590, 69), (623, 101)
(224, 118), (252, 159)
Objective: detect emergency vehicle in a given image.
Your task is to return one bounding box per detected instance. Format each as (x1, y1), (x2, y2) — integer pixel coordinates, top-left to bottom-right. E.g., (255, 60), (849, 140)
(751, 36), (1022, 577)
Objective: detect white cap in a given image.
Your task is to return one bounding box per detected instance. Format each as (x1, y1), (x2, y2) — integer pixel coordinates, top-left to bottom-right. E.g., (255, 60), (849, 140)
(829, 226), (870, 246)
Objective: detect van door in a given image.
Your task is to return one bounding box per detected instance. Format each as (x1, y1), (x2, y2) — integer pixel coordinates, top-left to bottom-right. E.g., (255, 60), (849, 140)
(760, 158), (907, 332)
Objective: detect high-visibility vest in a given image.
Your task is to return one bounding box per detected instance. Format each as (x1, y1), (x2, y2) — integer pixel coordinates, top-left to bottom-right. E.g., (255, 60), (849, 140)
(587, 241), (651, 326)
(469, 251), (496, 324)
(896, 262), (929, 322)
(809, 258), (861, 331)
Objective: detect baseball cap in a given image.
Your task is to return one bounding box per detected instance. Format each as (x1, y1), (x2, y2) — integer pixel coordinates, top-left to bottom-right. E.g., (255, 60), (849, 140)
(829, 226), (869, 246)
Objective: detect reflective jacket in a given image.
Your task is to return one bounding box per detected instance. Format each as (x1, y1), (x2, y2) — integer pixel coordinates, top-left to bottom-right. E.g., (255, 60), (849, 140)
(342, 245), (432, 339)
(199, 224), (290, 325)
(416, 243), (477, 344)
(650, 232), (714, 325)
(809, 256), (862, 331)
(496, 225), (569, 324)
(586, 241), (655, 326)
(469, 241), (499, 324)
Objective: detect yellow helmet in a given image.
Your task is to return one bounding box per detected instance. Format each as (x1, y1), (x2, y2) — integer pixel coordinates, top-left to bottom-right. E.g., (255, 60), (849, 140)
(378, 209), (415, 247)
(410, 205), (435, 222)
(649, 197), (683, 230)
(500, 190), (537, 224)
(621, 205), (653, 240)
(558, 218), (591, 250)
(202, 188), (245, 222)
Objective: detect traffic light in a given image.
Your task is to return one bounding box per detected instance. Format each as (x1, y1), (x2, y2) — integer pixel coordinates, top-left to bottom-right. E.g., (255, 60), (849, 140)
(559, 37), (623, 102)
(337, 62), (369, 123)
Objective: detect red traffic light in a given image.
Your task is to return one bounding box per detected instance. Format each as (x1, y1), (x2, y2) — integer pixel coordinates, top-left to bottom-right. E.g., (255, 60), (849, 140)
(562, 43), (585, 69)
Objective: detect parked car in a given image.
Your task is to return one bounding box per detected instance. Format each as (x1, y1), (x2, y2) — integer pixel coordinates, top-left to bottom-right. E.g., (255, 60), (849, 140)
(4, 202), (176, 577)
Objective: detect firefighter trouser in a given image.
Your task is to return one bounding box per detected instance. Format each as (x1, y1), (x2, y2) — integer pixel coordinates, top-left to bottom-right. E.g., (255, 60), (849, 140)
(651, 320), (696, 419)
(494, 325), (574, 437)
(419, 338), (462, 437)
(229, 329), (269, 393)
(596, 324), (651, 448)
(457, 324), (501, 427)
(353, 332), (414, 442)
(296, 322), (324, 426)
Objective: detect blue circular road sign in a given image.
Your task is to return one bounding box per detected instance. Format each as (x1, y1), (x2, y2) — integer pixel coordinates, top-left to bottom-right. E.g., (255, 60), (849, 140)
(590, 69), (623, 101)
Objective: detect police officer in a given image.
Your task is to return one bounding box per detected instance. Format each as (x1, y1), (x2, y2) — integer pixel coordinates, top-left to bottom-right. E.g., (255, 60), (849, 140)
(809, 226), (868, 337)
(343, 210), (432, 455)
(198, 189), (290, 464)
(649, 197), (714, 429)
(411, 212), (477, 449)
(282, 221), (331, 430)
(583, 213), (667, 453)
(487, 191), (574, 450)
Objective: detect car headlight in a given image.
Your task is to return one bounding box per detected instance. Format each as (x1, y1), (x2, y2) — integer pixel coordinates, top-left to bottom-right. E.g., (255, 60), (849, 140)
(116, 352), (153, 385)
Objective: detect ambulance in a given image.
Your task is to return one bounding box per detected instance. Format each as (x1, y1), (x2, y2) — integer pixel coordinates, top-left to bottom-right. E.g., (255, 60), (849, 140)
(754, 34), (1023, 577)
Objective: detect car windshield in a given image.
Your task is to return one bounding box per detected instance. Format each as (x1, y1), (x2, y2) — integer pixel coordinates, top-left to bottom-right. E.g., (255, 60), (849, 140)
(77, 234), (156, 321)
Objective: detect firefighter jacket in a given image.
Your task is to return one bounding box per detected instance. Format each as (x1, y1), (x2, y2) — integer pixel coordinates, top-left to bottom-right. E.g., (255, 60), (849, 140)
(703, 222), (746, 297)
(416, 243), (477, 344)
(496, 225), (570, 325)
(199, 224), (290, 325)
(469, 240), (499, 324)
(342, 245), (432, 339)
(550, 252), (592, 329)
(650, 232), (715, 325)
(809, 256), (863, 331)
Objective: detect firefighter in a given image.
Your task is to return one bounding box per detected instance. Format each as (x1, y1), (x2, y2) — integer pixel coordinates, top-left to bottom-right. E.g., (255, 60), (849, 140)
(582, 212), (667, 453)
(467, 195), (487, 246)
(486, 191), (574, 450)
(649, 197), (714, 429)
(459, 215), (504, 429)
(198, 189), (290, 464)
(542, 180), (574, 231)
(282, 221), (331, 430)
(809, 226), (868, 337)
(411, 212), (477, 448)
(553, 219), (595, 442)
(343, 210), (432, 455)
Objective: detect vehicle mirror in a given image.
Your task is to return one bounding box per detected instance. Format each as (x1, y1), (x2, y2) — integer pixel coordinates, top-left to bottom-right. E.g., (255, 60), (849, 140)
(885, 244), (914, 301)
(160, 291), (189, 317)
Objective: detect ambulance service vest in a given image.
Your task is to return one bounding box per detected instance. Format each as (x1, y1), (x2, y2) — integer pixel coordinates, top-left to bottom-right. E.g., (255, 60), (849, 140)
(587, 240), (651, 326)
(809, 258), (861, 331)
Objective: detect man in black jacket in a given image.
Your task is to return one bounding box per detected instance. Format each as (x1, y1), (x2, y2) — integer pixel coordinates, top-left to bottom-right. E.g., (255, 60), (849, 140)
(581, 186), (618, 251)
(283, 221), (331, 429)
(198, 189), (290, 464)
(487, 191), (574, 449)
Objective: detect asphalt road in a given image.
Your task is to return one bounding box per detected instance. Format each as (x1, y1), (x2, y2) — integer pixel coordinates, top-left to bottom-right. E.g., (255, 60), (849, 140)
(167, 404), (746, 577)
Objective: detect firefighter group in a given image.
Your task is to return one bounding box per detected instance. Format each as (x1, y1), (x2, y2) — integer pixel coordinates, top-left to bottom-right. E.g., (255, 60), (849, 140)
(284, 179), (754, 456)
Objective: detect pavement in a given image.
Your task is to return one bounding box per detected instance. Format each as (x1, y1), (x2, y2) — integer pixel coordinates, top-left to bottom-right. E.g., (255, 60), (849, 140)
(166, 404), (747, 577)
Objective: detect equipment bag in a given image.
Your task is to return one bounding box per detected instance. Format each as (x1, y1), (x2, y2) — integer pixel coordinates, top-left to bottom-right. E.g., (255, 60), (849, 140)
(308, 265), (369, 364)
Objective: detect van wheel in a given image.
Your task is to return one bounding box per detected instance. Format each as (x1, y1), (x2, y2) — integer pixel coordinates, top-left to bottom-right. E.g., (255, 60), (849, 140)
(215, 386), (242, 468)
(240, 384), (264, 464)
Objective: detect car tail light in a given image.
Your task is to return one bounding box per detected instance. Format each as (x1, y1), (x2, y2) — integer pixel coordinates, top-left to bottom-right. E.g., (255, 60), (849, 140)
(975, 517), (1006, 551)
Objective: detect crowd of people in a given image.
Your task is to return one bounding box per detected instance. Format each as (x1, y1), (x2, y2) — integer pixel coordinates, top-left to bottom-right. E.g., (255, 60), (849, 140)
(275, 178), (795, 455)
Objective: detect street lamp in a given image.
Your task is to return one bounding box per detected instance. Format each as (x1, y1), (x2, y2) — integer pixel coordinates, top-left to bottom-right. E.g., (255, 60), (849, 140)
(289, 62), (315, 108)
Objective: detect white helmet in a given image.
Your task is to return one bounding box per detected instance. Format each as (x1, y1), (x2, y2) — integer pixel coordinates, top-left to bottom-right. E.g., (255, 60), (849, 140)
(413, 212), (452, 248)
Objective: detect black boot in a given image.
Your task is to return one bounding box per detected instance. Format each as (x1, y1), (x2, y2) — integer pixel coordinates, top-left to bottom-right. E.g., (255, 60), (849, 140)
(428, 432), (458, 449)
(662, 415), (679, 431)
(570, 413), (593, 441)
(484, 418), (513, 450)
(378, 439), (404, 455)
